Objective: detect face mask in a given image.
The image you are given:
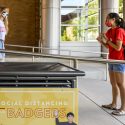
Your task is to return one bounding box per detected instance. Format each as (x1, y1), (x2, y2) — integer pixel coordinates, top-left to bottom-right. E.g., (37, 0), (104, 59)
(2, 12), (9, 18)
(105, 21), (112, 27)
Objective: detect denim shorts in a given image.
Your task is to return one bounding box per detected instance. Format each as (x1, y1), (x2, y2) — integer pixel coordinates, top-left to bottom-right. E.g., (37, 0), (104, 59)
(0, 39), (5, 59)
(108, 63), (125, 73)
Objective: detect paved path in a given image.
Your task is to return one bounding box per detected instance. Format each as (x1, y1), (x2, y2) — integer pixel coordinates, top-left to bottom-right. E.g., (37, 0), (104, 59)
(78, 78), (125, 125)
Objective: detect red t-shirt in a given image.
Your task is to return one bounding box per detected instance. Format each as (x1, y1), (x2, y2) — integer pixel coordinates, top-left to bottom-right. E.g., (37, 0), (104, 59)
(106, 27), (125, 60)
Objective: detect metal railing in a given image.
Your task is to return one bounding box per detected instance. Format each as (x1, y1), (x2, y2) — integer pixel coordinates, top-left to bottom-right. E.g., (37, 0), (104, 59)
(1, 49), (124, 63)
(5, 44), (109, 80)
(5, 43), (109, 56)
(0, 49), (125, 81)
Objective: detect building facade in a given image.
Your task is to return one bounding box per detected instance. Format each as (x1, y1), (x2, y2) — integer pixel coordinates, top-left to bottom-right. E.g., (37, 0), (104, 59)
(0, 0), (122, 55)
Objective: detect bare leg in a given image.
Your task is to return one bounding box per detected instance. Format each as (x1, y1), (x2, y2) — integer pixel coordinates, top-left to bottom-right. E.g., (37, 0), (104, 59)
(115, 72), (125, 111)
(109, 71), (119, 107)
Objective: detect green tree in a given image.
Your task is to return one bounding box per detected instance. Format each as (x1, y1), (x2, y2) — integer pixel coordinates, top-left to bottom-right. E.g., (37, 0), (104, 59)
(119, 0), (123, 17)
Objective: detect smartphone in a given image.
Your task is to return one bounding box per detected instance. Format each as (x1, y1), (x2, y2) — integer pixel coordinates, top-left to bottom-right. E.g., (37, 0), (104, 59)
(2, 12), (9, 18)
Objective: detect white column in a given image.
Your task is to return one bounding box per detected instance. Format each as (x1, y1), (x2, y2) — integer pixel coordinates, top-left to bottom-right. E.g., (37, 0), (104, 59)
(41, 0), (60, 54)
(101, 0), (119, 54)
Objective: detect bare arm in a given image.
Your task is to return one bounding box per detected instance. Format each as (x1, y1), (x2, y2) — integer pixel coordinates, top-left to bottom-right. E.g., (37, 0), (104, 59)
(107, 40), (122, 51)
(100, 41), (109, 48)
(4, 17), (9, 34)
(99, 33), (123, 51)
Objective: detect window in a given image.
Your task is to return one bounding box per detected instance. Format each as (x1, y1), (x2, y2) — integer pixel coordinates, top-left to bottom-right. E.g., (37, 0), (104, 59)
(61, 0), (100, 42)
(119, 0), (123, 17)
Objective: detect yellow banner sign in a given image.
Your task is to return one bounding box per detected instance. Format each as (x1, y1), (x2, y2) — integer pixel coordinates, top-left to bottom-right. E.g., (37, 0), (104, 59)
(0, 88), (78, 125)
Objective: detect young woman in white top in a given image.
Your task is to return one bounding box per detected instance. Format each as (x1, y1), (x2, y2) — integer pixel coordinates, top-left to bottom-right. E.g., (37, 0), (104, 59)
(0, 6), (9, 61)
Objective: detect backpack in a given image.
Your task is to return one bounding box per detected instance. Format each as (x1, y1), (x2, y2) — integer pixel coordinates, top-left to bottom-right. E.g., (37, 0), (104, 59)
(122, 45), (125, 58)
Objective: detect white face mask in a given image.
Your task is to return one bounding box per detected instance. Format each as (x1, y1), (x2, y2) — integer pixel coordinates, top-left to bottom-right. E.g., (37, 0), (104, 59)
(2, 12), (9, 18)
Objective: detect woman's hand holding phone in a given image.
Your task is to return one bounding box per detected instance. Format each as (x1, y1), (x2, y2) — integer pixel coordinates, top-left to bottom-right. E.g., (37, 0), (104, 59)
(97, 33), (108, 44)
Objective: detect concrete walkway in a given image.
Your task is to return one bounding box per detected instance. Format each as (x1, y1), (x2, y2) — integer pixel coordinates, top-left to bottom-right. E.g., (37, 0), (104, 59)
(78, 78), (125, 125)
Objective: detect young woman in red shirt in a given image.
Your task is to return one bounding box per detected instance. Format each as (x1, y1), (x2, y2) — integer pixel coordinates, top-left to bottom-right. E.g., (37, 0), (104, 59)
(97, 13), (125, 116)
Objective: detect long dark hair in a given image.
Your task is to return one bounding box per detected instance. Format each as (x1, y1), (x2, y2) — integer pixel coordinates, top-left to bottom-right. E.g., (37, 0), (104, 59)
(108, 12), (125, 30)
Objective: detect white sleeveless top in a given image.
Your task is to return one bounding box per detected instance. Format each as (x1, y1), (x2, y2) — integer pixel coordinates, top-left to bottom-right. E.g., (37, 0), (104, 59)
(0, 20), (6, 41)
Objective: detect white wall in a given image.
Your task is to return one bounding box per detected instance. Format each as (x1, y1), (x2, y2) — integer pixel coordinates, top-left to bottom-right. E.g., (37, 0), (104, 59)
(60, 41), (101, 57)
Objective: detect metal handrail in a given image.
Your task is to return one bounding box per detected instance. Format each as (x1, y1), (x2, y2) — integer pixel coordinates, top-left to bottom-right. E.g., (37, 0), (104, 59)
(0, 49), (124, 64)
(5, 44), (70, 53)
(5, 44), (109, 55)
(0, 49), (125, 81)
(5, 44), (34, 49)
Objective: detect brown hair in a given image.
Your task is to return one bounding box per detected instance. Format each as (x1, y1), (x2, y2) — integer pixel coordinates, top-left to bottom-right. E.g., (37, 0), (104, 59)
(0, 6), (8, 13)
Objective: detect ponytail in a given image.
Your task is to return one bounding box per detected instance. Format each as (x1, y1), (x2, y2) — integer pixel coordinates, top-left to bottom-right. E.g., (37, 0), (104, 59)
(118, 17), (125, 30)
